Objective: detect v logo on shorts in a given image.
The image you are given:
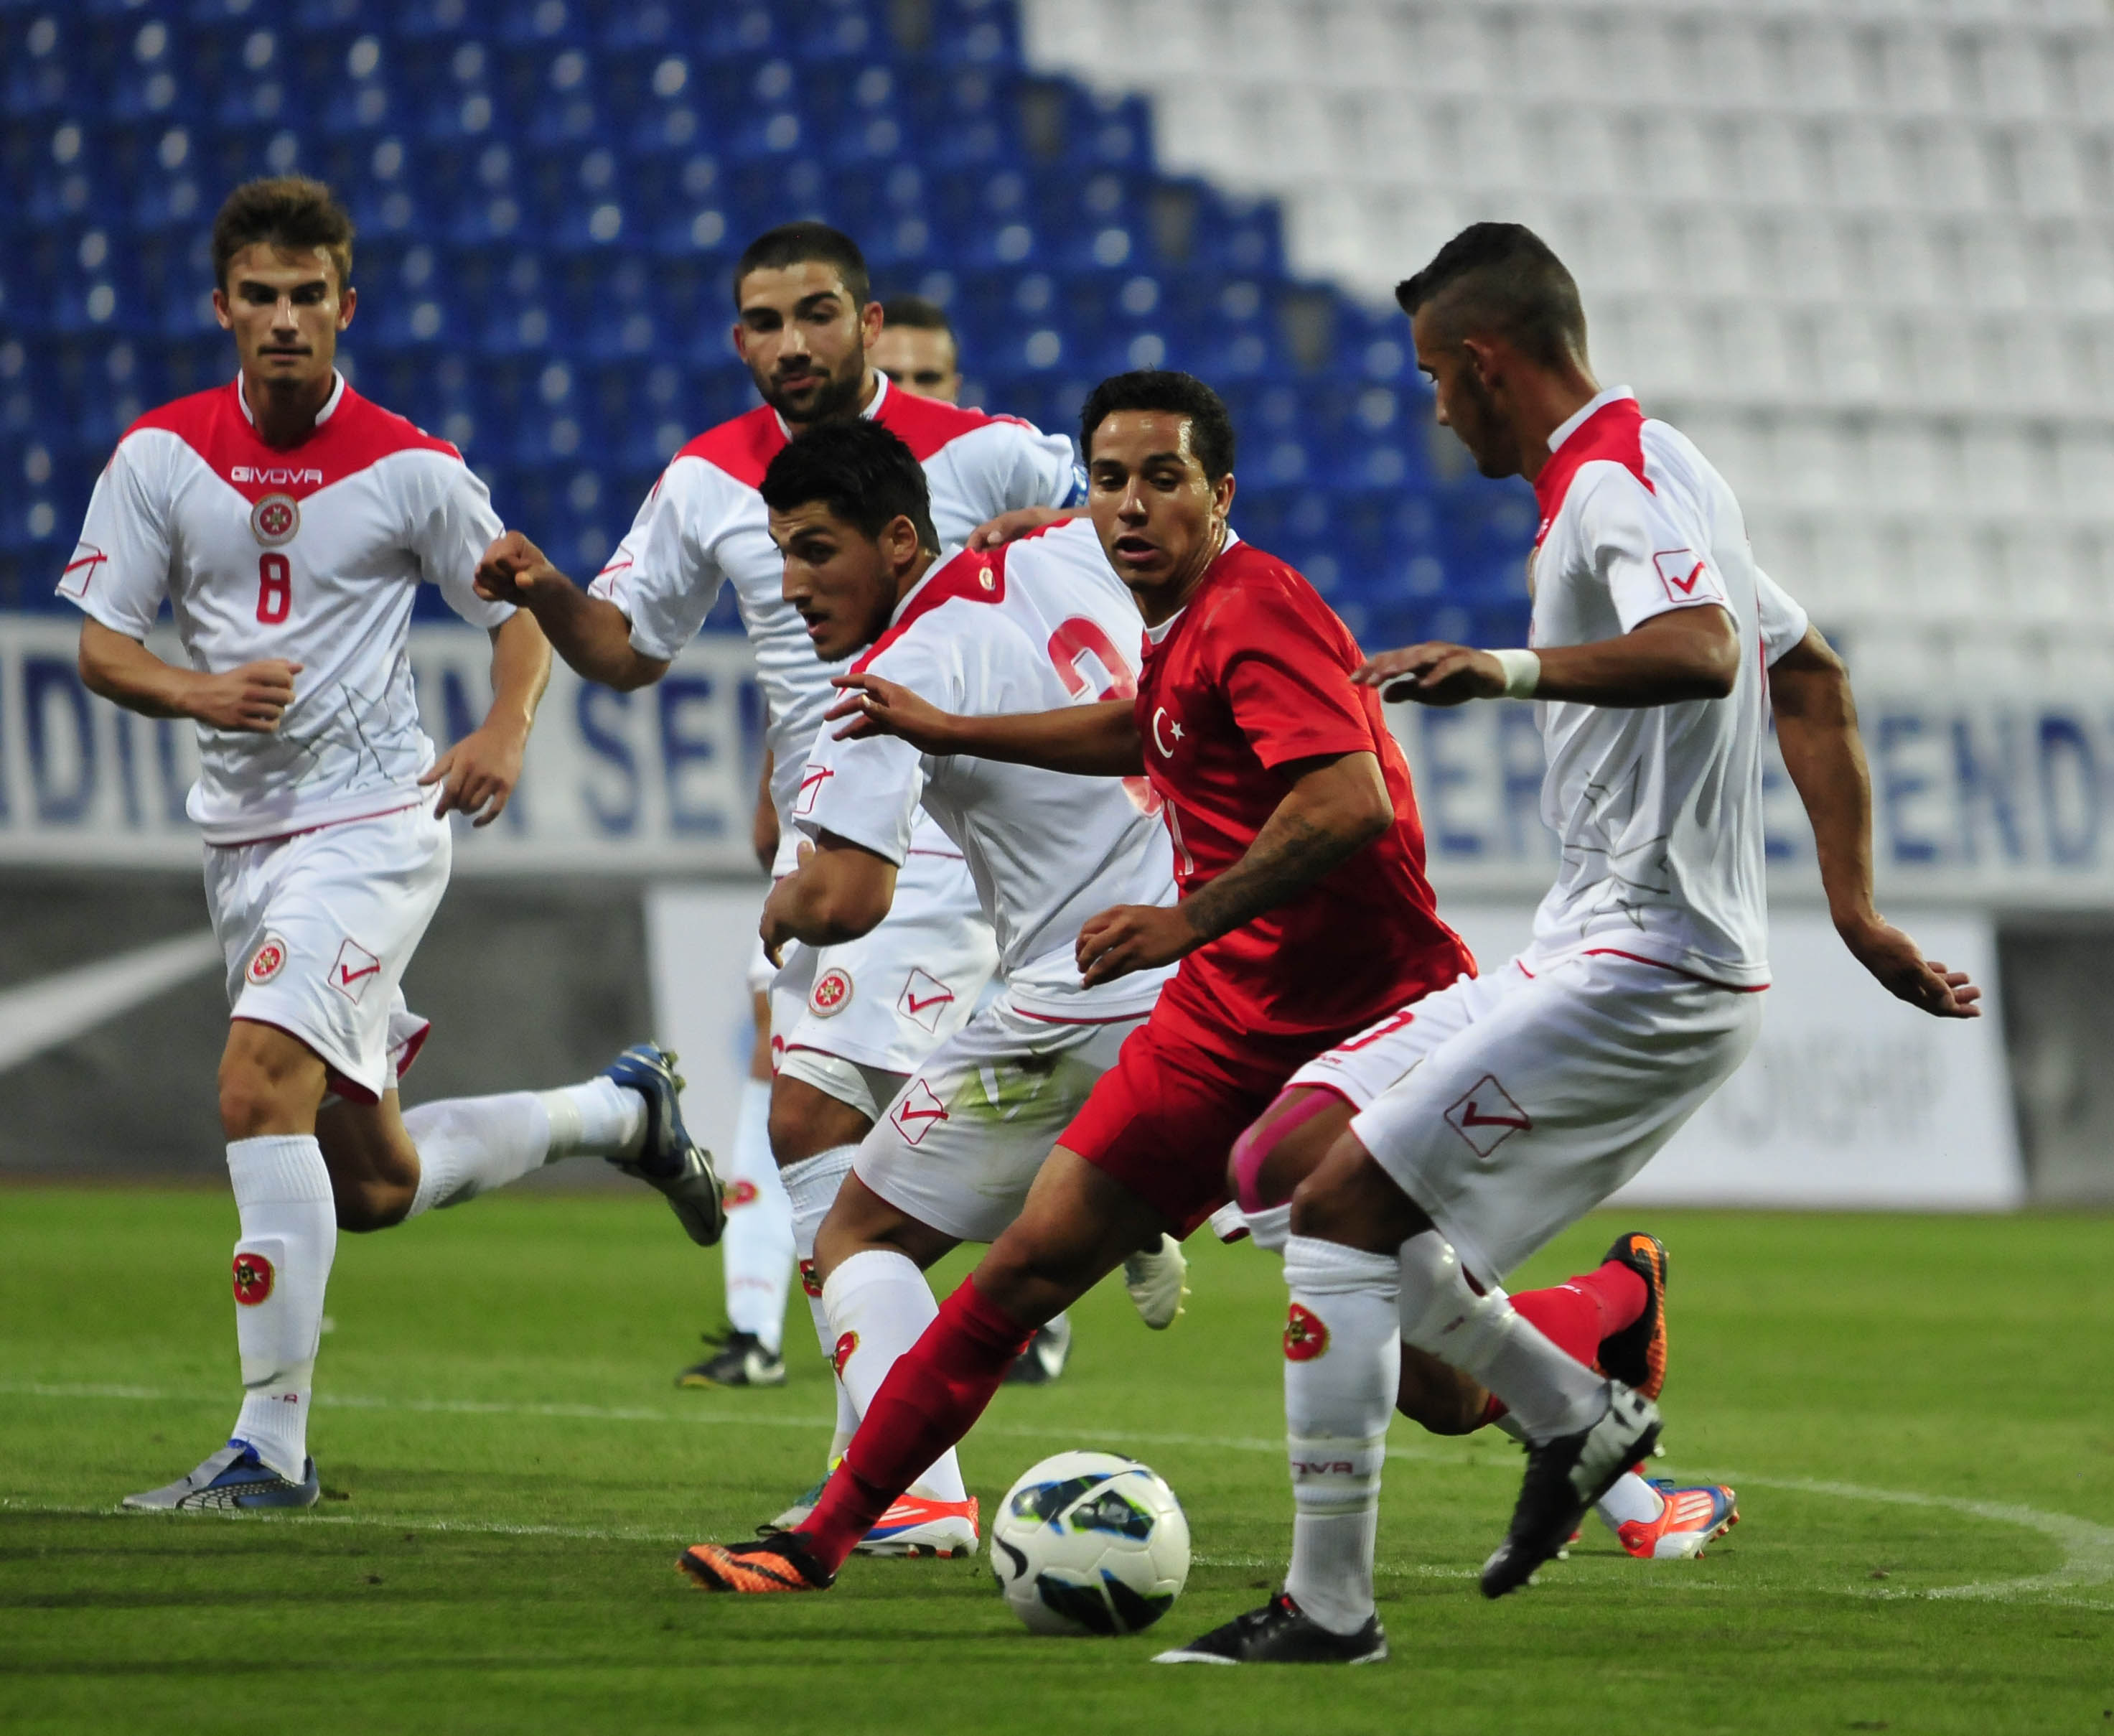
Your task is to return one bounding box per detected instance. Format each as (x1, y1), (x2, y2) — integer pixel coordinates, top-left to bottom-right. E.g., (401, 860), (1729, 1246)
(1445, 1074), (1531, 1159)
(897, 967), (955, 1032)
(890, 1078), (950, 1147)
(328, 938), (382, 1003)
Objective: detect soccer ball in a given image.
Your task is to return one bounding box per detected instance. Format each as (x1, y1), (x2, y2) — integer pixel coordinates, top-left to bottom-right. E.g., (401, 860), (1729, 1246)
(989, 1450), (1191, 1635)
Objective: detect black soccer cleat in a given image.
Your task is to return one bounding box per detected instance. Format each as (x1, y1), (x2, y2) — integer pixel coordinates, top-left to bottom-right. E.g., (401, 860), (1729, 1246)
(678, 1329), (787, 1389)
(1481, 1380), (1662, 1600)
(677, 1529), (836, 1595)
(1595, 1231), (1670, 1400)
(602, 1043), (726, 1247)
(1153, 1593), (1388, 1665)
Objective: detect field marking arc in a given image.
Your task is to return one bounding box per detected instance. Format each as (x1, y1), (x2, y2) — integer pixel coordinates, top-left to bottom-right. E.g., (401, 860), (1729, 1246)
(4, 1380), (2108, 1608)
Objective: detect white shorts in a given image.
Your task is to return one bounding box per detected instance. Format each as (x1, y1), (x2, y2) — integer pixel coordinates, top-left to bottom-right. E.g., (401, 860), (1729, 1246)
(1290, 951), (1763, 1284)
(853, 991), (1151, 1245)
(206, 803), (449, 1103)
(770, 846), (998, 1084)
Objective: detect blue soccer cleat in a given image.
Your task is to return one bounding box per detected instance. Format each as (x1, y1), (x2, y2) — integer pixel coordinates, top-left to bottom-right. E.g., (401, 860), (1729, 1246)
(121, 1440), (319, 1512)
(1617, 1478), (1741, 1560)
(603, 1042), (726, 1248)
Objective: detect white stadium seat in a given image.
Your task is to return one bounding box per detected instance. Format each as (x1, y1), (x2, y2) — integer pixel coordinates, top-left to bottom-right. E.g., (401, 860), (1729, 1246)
(1021, 0), (2114, 655)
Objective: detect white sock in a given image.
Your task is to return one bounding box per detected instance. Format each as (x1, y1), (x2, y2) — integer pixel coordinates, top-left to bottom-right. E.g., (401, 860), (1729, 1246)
(1281, 1234), (1399, 1637)
(1244, 1203), (1291, 1256)
(535, 1077), (647, 1162)
(1596, 1471), (1665, 1530)
(822, 1248), (968, 1503)
(227, 1135), (336, 1481)
(782, 1144), (860, 1460)
(403, 1093), (552, 1216)
(721, 1078), (793, 1355)
(1396, 1231), (1606, 1442)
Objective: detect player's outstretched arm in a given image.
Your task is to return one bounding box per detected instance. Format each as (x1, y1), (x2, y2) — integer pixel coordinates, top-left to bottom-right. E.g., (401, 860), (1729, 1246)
(1077, 750), (1394, 986)
(1356, 605), (1741, 709)
(419, 612), (553, 828)
(828, 673), (1143, 774)
(759, 834), (898, 963)
(965, 505), (1087, 551)
(1769, 626), (1980, 1020)
(474, 531), (669, 693)
(77, 618), (301, 733)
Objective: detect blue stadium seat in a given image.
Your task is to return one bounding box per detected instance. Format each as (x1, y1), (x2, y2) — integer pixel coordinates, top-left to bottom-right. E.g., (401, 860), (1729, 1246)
(0, 0), (1536, 615)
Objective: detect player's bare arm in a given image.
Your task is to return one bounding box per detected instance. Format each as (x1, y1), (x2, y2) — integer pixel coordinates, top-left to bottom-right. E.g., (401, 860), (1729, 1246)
(474, 530), (669, 692)
(966, 505), (1087, 551)
(1768, 625), (1980, 1019)
(1077, 750), (1393, 987)
(1357, 604), (1740, 709)
(759, 833), (898, 964)
(418, 611), (552, 827)
(77, 617), (302, 734)
(752, 748), (780, 872)
(827, 675), (1144, 774)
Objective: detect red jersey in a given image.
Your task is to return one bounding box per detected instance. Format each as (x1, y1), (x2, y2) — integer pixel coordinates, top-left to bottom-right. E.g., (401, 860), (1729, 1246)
(1135, 536), (1472, 1045)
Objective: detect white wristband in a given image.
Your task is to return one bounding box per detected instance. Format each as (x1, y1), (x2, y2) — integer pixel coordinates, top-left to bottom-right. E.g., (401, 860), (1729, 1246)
(1491, 648), (1541, 701)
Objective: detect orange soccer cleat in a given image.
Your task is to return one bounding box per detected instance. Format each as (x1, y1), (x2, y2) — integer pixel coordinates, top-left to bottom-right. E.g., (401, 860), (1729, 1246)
(1595, 1231), (1670, 1401)
(677, 1531), (835, 1594)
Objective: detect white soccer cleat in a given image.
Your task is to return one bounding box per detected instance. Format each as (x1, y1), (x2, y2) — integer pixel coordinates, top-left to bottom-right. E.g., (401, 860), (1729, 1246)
(122, 1441), (319, 1512)
(1123, 1234), (1189, 1330)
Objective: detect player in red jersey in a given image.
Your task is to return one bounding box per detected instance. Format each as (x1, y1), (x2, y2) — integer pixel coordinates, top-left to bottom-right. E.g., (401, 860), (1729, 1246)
(676, 369), (1474, 1595)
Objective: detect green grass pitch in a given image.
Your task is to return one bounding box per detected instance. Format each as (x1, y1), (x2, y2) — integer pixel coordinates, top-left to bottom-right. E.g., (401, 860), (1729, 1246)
(4, 1188), (2111, 1735)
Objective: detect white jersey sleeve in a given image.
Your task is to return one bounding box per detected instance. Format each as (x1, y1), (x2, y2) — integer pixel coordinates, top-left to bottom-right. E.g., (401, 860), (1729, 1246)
(1754, 563), (1811, 667)
(793, 634), (958, 867)
(589, 460), (733, 661)
(1572, 466), (1732, 635)
(408, 459), (513, 629)
(62, 434), (177, 638)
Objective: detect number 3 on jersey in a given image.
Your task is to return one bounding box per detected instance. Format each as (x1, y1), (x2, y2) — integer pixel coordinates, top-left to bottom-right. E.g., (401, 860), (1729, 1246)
(1047, 616), (1162, 818)
(256, 553), (291, 625)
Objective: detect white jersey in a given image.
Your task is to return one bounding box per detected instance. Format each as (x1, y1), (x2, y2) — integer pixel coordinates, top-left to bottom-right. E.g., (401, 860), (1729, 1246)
(59, 373), (512, 846)
(794, 518), (1176, 1019)
(589, 372), (1084, 832)
(1526, 386), (1809, 989)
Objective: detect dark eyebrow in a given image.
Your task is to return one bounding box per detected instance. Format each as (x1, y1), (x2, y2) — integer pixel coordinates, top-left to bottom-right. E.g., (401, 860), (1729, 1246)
(794, 291), (843, 317)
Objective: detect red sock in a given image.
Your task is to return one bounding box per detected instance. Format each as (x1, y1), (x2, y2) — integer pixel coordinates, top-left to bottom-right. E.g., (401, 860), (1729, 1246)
(803, 1277), (1032, 1574)
(1568, 1258), (1648, 1336)
(1479, 1264), (1645, 1427)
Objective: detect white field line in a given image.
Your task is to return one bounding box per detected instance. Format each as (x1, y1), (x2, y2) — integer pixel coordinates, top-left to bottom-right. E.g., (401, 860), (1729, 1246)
(4, 1380), (2108, 1607)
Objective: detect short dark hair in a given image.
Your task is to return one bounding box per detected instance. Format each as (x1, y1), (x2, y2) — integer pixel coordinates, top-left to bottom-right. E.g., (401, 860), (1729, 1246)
(212, 177), (355, 292)
(1394, 223), (1586, 370)
(759, 419), (938, 554)
(734, 221), (871, 311)
(1077, 370), (1237, 482)
(879, 294), (954, 337)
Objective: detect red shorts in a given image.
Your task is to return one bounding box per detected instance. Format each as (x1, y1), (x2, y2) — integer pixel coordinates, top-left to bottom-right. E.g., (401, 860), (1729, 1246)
(1057, 1007), (1344, 1237)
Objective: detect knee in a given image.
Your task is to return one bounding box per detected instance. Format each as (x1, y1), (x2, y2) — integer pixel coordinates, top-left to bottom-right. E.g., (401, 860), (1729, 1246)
(218, 1061), (291, 1142)
(332, 1174), (411, 1233)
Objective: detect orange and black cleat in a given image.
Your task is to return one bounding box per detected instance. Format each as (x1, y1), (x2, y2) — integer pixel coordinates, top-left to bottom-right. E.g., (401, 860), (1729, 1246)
(1595, 1231), (1670, 1402)
(678, 1531), (835, 1594)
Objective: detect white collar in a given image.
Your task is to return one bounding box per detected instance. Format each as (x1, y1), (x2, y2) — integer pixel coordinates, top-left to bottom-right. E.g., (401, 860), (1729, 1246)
(1545, 385), (1634, 457)
(772, 368), (887, 441)
(1141, 528), (1241, 643)
(236, 369), (346, 431)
